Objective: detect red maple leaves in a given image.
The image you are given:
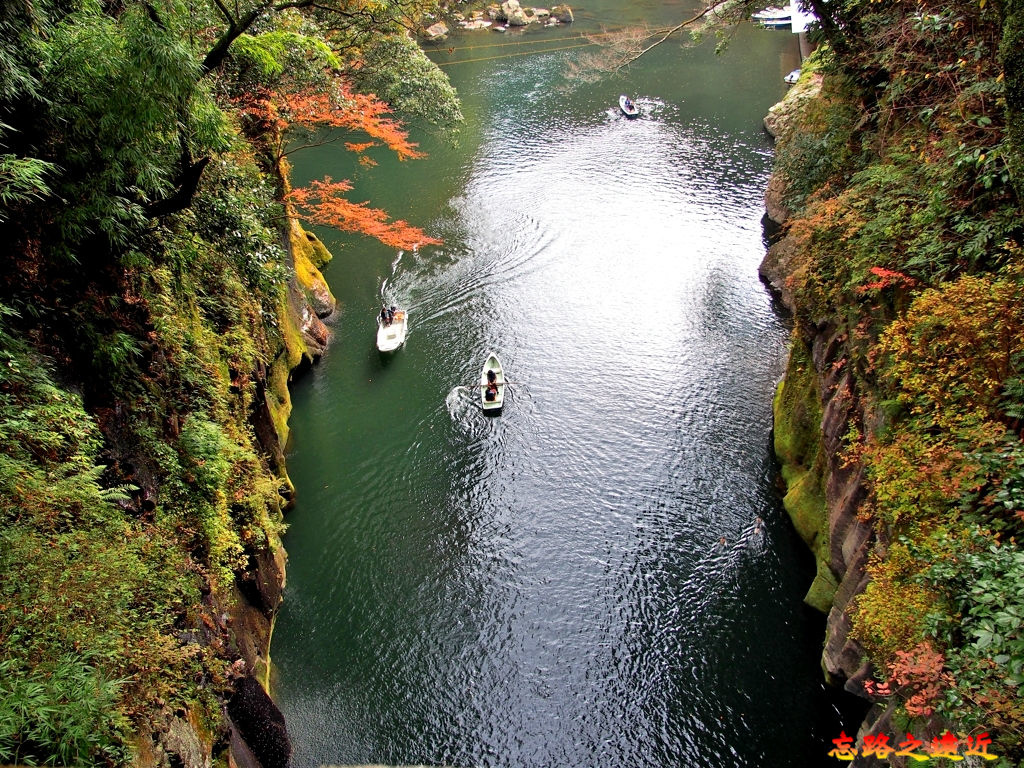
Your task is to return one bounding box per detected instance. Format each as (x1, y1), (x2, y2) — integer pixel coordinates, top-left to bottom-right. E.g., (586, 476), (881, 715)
(237, 81), (439, 250)
(858, 266), (918, 293)
(864, 640), (950, 717)
(287, 178), (440, 250)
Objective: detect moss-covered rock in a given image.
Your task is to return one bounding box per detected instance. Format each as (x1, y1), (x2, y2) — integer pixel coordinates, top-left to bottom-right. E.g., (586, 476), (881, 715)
(772, 333), (836, 609)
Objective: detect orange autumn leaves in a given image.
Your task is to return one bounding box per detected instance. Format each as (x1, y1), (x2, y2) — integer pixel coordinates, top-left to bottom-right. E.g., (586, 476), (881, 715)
(239, 82), (440, 250)
(288, 177), (440, 250)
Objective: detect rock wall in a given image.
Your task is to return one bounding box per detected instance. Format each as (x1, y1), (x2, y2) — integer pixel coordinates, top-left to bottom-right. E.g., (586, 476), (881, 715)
(760, 76), (876, 699)
(138, 204), (336, 768)
(222, 215), (337, 768)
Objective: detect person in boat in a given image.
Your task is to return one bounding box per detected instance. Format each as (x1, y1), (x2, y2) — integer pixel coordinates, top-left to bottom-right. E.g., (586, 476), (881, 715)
(624, 97), (634, 110)
(380, 304), (390, 326)
(485, 369), (499, 401)
(389, 305), (397, 324)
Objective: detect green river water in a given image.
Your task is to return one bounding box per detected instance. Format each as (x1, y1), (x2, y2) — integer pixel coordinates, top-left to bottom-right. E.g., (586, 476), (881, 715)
(273, 3), (864, 765)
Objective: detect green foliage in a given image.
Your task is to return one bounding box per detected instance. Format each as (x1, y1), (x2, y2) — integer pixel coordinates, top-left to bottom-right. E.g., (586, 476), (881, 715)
(0, 656), (127, 766)
(179, 418), (232, 500)
(185, 149), (290, 303)
(0, 309), (225, 766)
(775, 72), (863, 212)
(924, 527), (1024, 744)
(0, 149), (54, 220)
(353, 33), (463, 128)
(0, 1), (49, 102)
(232, 30), (339, 81)
(38, 1), (208, 249)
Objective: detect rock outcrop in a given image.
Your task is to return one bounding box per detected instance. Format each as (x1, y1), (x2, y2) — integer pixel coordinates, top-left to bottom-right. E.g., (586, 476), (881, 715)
(228, 676), (292, 768)
(552, 4), (574, 22)
(761, 75), (875, 697)
(424, 20), (449, 40)
(501, 0), (531, 26)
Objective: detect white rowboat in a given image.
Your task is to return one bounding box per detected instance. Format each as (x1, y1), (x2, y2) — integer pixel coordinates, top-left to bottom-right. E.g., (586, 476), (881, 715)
(376, 309), (408, 352)
(619, 94), (639, 118)
(752, 6), (791, 26)
(480, 352), (505, 412)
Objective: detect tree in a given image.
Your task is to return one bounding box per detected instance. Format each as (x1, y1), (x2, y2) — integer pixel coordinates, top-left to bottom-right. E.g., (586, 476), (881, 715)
(198, 0), (438, 76)
(235, 78), (443, 249)
(352, 33), (462, 128)
(236, 80), (425, 162)
(0, 0), (454, 258)
(287, 178), (440, 249)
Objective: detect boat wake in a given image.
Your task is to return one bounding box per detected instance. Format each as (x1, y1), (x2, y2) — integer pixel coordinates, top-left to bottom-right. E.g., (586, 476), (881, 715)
(445, 385), (480, 424)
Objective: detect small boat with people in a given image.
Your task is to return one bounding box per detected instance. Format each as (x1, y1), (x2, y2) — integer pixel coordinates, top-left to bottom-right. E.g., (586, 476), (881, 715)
(619, 94), (639, 118)
(376, 304), (408, 352)
(480, 352), (505, 413)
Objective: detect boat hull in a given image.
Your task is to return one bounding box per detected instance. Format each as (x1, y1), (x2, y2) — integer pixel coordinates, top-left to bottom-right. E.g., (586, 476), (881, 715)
(752, 6), (791, 27)
(376, 310), (408, 352)
(480, 352), (505, 413)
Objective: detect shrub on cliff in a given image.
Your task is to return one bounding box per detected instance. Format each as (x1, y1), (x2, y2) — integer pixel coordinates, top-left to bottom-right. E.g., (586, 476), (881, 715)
(768, 0), (1024, 756)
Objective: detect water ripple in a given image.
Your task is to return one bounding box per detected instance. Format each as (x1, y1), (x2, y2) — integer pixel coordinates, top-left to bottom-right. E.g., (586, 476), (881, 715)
(275, 14), (860, 767)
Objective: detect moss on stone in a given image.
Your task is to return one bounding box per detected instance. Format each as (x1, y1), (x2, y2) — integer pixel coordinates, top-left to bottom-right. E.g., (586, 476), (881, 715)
(289, 220), (336, 313)
(773, 336), (822, 470)
(805, 555), (840, 613)
(268, 345), (294, 449)
(783, 466), (826, 549)
(773, 333), (834, 609)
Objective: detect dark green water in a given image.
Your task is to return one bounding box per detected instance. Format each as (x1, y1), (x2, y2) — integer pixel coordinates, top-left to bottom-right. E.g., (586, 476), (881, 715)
(274, 5), (860, 766)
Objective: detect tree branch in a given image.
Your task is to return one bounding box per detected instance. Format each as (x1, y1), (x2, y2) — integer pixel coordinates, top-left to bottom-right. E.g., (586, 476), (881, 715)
(143, 133), (211, 218)
(211, 0), (237, 25)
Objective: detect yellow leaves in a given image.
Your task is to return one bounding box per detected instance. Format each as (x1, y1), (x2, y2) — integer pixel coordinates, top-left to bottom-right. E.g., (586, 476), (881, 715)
(876, 273), (1024, 427)
(853, 541), (939, 662)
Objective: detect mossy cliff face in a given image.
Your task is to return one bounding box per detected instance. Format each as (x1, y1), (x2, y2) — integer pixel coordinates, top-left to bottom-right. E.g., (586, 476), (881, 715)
(760, 69), (877, 697)
(769, 322), (874, 690)
(226, 227), (335, 768)
(0, 142), (336, 767)
(761, 24), (1024, 756)
(125, 212), (335, 768)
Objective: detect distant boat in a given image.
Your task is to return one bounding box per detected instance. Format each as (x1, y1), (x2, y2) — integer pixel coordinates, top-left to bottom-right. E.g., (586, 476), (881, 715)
(619, 94), (639, 118)
(784, 68), (801, 84)
(752, 6), (791, 27)
(480, 352), (505, 413)
(376, 308), (408, 352)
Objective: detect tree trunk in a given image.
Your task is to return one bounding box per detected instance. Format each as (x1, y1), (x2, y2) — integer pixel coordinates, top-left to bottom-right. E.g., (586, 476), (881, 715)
(1001, 0), (1024, 201)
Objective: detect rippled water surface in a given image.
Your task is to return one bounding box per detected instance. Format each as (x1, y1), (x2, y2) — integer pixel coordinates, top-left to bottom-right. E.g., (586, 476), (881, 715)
(274, 5), (857, 766)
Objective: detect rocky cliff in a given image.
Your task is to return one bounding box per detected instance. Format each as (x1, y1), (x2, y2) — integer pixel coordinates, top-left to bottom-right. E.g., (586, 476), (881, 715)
(760, 70), (876, 698)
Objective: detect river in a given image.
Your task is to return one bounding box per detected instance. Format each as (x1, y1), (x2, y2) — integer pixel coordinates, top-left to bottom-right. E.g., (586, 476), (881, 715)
(273, 3), (860, 766)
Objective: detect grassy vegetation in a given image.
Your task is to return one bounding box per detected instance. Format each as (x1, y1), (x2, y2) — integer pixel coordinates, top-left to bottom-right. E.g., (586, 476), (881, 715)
(0, 138), (292, 766)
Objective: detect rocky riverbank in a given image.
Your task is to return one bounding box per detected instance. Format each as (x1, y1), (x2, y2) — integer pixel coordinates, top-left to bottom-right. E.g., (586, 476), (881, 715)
(423, 1), (574, 39)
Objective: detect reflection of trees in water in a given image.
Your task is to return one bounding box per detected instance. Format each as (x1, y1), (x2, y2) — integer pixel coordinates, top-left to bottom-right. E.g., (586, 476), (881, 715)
(564, 0), (747, 81)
